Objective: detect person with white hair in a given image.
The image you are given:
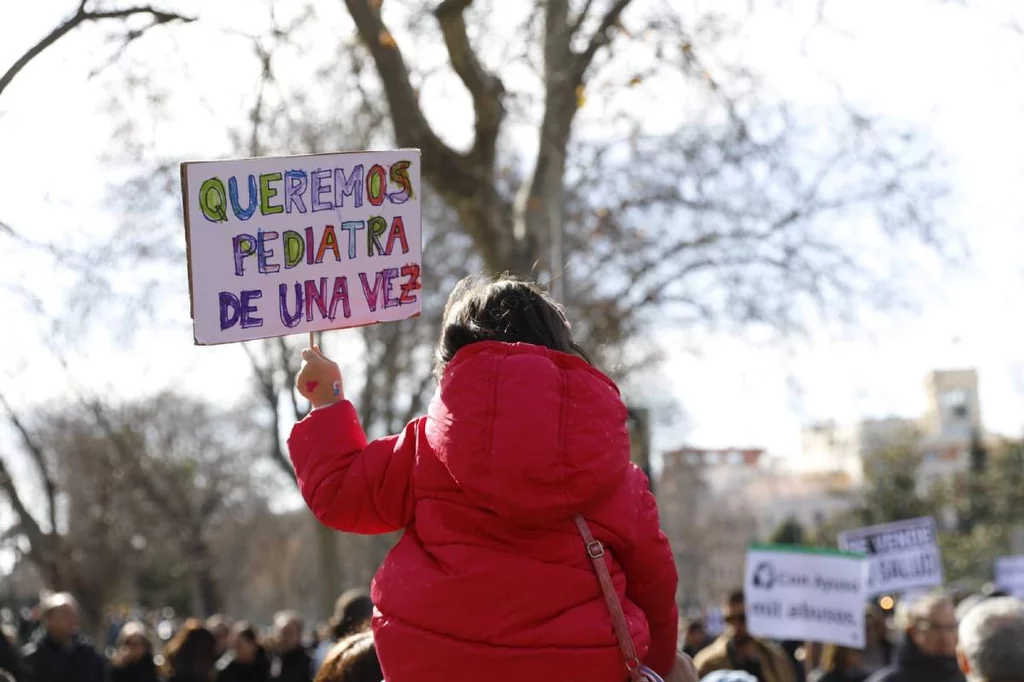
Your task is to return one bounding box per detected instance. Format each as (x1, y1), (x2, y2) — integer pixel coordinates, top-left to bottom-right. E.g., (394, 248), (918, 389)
(865, 593), (965, 682)
(956, 597), (1024, 682)
(20, 593), (106, 682)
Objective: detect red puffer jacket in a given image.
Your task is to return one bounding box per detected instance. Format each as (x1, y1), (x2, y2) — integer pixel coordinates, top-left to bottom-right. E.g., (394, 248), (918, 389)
(288, 341), (678, 682)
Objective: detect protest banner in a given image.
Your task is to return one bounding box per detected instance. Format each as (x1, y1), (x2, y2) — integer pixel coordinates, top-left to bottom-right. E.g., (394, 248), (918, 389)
(994, 556), (1024, 598)
(838, 517), (943, 596)
(180, 150), (422, 345)
(745, 545), (867, 648)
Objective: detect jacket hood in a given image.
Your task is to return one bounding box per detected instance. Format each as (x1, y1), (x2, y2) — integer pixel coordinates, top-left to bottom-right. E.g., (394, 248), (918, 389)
(426, 341), (630, 522)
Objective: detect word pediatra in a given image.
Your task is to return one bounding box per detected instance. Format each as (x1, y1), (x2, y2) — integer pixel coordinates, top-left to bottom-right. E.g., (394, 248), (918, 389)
(181, 150), (422, 345)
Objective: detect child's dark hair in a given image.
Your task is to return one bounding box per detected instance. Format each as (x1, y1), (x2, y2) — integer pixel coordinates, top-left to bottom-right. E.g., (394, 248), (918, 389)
(434, 275), (589, 379)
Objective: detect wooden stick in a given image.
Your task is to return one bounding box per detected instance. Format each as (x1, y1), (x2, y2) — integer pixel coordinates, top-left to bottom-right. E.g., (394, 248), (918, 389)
(309, 331), (316, 349)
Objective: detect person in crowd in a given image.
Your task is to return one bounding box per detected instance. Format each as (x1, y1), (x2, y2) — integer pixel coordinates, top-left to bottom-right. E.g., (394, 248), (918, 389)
(861, 606), (893, 677)
(270, 611), (311, 682)
(311, 591), (373, 674)
(312, 632), (382, 682)
(809, 645), (867, 682)
(955, 596), (1024, 682)
(109, 621), (157, 682)
(0, 628), (22, 681)
(216, 623), (269, 682)
(683, 620), (712, 659)
(701, 673), (759, 682)
(866, 593), (965, 682)
(20, 592), (106, 682)
(780, 641), (806, 682)
(207, 616), (233, 662)
(161, 619), (218, 682)
(694, 590), (795, 682)
(289, 275), (682, 682)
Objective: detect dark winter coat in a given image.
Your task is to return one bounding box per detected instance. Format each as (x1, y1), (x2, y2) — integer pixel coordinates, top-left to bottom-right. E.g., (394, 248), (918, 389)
(0, 633), (23, 681)
(21, 634), (107, 682)
(809, 670), (869, 682)
(864, 638), (965, 682)
(111, 658), (159, 682)
(270, 649), (311, 682)
(216, 649), (270, 682)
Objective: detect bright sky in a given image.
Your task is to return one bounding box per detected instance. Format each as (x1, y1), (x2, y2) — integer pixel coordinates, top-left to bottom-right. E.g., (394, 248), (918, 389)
(1, 0), (1023, 479)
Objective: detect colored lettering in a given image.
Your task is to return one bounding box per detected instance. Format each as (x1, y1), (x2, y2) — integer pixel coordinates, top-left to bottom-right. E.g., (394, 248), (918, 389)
(311, 169), (333, 211)
(385, 216), (409, 255)
(240, 289), (263, 328)
(335, 165), (363, 208)
(259, 172), (283, 215)
(284, 170), (308, 214)
(359, 270), (385, 312)
(283, 231), (304, 268)
(279, 282), (303, 327)
(399, 263), (421, 305)
(199, 177), (228, 222)
(304, 277), (328, 321)
(367, 216), (387, 256)
(257, 229), (280, 274)
(328, 276), (351, 320)
(232, 233), (256, 276)
(366, 164), (387, 207)
(304, 226), (315, 265)
(382, 268), (400, 308)
(388, 160), (413, 204)
(219, 291), (240, 330)
(339, 221), (364, 259)
(228, 175), (258, 220)
(315, 226), (340, 264)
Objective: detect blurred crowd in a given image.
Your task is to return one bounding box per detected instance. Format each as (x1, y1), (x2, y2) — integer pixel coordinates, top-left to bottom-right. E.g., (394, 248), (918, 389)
(2, 584), (1023, 682)
(0, 589), (379, 682)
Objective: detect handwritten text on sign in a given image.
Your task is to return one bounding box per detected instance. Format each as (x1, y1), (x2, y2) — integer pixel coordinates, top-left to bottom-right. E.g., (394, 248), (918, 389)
(838, 517), (943, 596)
(181, 150), (422, 345)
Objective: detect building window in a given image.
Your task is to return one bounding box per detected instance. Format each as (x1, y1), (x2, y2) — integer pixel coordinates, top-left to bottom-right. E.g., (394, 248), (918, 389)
(686, 453), (700, 466)
(728, 451), (743, 466)
(924, 452), (938, 464)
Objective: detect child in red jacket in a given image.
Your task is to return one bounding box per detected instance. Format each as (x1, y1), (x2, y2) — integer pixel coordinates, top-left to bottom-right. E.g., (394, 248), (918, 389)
(289, 276), (680, 682)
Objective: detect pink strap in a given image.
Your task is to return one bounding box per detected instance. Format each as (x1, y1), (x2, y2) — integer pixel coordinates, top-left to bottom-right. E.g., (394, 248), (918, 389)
(574, 514), (645, 682)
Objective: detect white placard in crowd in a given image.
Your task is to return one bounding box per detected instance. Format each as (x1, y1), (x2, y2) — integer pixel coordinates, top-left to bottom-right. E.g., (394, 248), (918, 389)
(745, 545), (868, 648)
(994, 556), (1024, 598)
(838, 517), (943, 596)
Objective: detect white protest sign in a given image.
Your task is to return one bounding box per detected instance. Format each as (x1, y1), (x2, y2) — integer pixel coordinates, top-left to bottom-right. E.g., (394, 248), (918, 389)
(838, 517), (943, 597)
(994, 556), (1024, 598)
(181, 150), (422, 345)
(745, 545), (867, 648)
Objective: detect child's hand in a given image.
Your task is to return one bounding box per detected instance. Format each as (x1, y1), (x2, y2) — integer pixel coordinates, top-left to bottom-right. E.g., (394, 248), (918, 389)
(296, 345), (344, 409)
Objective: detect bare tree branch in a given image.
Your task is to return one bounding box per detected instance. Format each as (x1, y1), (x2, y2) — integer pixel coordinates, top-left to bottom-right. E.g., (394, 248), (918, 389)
(0, 392), (59, 535)
(574, 0), (633, 78)
(434, 0), (505, 169)
(0, 3), (194, 102)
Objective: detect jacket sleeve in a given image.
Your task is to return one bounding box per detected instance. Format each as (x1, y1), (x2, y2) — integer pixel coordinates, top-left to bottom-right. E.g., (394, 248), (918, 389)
(621, 471), (679, 677)
(287, 401), (417, 534)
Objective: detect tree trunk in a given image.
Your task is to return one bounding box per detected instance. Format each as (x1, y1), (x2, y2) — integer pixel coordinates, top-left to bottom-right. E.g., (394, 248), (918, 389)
(187, 536), (221, 618)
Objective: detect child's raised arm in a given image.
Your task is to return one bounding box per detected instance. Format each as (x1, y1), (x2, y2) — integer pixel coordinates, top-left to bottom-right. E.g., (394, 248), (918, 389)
(288, 347), (417, 534)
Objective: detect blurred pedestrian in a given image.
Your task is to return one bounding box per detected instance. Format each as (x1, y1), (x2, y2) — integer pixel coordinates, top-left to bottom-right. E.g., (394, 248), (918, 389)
(862, 606), (894, 676)
(21, 592), (106, 682)
(216, 623), (269, 682)
(0, 628), (22, 681)
(207, 616), (233, 661)
(956, 596), (1024, 682)
(694, 590), (795, 682)
(310, 591), (372, 674)
(683, 620), (712, 659)
(866, 593), (964, 682)
(161, 619), (217, 682)
(809, 644), (868, 682)
(110, 622), (157, 682)
(270, 612), (310, 682)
